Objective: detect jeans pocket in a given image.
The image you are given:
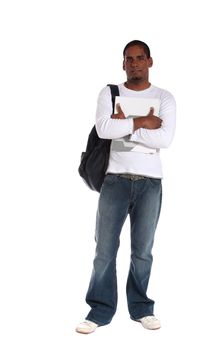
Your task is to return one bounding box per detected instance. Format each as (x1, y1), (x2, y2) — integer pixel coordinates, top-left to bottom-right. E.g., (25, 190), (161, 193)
(147, 178), (162, 187)
(103, 174), (119, 185)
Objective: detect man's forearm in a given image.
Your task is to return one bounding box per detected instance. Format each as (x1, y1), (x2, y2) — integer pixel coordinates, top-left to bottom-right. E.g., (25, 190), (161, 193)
(133, 116), (162, 131)
(96, 117), (134, 139)
(133, 117), (146, 131)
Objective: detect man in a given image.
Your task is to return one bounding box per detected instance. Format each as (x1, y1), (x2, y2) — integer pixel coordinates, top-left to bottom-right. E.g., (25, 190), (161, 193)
(76, 40), (176, 334)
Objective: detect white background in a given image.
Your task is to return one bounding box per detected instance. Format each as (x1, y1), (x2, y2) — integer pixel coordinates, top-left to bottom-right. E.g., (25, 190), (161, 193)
(0, 0), (206, 349)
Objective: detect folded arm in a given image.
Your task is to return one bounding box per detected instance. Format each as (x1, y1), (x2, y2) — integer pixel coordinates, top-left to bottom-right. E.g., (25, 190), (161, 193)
(95, 86), (134, 139)
(95, 86), (176, 148)
(130, 93), (176, 148)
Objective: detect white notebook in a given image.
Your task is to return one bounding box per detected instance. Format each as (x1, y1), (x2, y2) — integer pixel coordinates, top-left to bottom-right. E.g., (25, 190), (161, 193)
(111, 96), (161, 154)
(115, 96), (160, 117)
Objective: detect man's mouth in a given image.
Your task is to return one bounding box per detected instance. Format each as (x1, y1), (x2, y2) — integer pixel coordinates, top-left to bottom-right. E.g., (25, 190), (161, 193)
(131, 69), (142, 73)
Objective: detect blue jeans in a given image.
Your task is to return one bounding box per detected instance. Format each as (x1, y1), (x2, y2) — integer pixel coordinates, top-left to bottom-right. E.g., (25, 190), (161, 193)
(85, 174), (162, 326)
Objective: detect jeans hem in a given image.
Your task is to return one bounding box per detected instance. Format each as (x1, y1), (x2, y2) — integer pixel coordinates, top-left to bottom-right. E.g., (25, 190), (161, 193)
(85, 317), (111, 327)
(130, 312), (154, 321)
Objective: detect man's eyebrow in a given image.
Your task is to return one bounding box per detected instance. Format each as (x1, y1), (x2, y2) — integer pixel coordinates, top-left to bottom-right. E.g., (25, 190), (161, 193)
(125, 55), (145, 59)
(135, 55), (145, 59)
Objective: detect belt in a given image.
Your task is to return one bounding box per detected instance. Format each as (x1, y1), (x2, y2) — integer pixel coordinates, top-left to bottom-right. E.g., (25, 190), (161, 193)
(118, 174), (147, 181)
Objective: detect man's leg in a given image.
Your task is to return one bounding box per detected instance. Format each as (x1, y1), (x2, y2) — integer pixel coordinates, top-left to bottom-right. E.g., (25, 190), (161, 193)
(85, 174), (131, 326)
(126, 177), (162, 320)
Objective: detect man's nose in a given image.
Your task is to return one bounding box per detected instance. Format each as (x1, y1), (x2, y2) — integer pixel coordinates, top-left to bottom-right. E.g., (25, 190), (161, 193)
(131, 59), (139, 67)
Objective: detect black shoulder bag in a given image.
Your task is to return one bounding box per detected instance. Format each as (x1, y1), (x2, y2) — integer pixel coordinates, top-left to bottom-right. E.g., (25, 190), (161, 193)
(78, 84), (119, 192)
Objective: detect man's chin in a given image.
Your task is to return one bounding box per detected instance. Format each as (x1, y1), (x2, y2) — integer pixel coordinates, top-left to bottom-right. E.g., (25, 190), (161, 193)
(129, 77), (142, 83)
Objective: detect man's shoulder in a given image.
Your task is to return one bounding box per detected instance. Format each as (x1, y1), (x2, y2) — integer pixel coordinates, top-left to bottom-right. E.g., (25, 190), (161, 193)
(97, 84), (121, 99)
(151, 84), (175, 100)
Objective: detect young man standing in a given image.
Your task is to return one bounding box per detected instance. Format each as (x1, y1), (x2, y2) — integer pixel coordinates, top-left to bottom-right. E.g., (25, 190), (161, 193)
(76, 40), (176, 334)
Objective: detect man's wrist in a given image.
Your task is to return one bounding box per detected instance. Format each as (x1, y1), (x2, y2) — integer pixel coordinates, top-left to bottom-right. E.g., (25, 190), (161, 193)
(133, 117), (145, 131)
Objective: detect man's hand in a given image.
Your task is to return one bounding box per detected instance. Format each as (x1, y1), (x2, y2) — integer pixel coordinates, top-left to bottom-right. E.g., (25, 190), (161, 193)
(133, 107), (162, 131)
(111, 103), (126, 119)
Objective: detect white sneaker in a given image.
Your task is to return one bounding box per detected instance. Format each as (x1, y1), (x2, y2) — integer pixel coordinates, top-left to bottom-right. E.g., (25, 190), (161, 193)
(75, 320), (98, 334)
(137, 316), (161, 330)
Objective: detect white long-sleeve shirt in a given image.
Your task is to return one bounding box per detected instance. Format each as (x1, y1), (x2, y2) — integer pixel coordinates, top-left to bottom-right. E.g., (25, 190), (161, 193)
(95, 83), (176, 178)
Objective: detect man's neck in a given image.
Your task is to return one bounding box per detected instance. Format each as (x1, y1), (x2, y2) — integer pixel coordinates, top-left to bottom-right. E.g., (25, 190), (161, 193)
(124, 81), (151, 91)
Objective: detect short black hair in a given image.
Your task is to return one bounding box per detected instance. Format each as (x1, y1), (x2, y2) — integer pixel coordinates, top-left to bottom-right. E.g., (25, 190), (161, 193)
(123, 40), (151, 59)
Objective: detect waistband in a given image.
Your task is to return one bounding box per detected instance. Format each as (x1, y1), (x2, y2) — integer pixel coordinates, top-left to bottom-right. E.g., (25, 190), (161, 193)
(108, 173), (148, 181)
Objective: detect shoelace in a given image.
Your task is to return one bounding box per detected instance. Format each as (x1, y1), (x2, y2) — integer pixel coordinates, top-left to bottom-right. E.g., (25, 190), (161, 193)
(143, 316), (158, 322)
(80, 321), (96, 329)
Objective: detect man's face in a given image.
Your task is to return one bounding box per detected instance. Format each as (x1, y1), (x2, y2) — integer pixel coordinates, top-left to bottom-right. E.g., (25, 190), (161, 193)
(123, 45), (153, 83)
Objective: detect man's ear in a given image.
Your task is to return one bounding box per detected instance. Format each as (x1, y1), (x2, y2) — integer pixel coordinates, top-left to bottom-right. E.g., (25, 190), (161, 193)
(123, 60), (126, 71)
(148, 57), (153, 68)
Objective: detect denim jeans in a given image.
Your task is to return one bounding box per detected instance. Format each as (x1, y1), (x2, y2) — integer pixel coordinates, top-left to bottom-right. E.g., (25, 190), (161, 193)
(85, 174), (162, 326)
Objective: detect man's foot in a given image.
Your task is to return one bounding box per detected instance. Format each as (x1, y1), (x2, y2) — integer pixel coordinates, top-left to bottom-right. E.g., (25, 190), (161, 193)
(75, 320), (98, 334)
(137, 316), (161, 330)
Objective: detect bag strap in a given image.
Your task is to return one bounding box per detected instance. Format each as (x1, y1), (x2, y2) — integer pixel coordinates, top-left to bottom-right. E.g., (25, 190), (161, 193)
(107, 84), (120, 114)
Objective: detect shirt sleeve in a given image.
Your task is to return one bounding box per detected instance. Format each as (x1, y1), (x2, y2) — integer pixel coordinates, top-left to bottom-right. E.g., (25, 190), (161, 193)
(129, 91), (176, 148)
(95, 86), (134, 139)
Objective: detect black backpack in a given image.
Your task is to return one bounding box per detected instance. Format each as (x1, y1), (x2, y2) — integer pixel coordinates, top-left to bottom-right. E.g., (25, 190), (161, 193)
(78, 84), (119, 192)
